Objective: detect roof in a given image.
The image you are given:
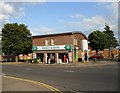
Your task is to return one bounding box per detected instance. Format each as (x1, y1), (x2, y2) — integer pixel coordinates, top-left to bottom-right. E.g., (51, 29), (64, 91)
(32, 31), (87, 39)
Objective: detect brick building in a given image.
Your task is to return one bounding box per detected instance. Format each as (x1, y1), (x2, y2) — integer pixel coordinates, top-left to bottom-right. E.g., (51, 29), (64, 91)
(32, 31), (88, 63)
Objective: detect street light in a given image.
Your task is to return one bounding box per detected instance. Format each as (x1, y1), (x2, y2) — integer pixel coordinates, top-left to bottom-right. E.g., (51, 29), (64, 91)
(27, 35), (33, 62)
(0, 33), (2, 62)
(109, 43), (112, 59)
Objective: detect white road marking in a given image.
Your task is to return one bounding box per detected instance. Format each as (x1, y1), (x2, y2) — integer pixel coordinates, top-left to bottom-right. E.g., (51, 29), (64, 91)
(25, 68), (32, 70)
(64, 70), (75, 73)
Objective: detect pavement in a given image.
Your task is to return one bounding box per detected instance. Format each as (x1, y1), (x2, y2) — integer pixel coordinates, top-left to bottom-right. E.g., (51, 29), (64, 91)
(2, 75), (63, 92)
(2, 76), (52, 91)
(1, 61), (118, 67)
(29, 61), (118, 67)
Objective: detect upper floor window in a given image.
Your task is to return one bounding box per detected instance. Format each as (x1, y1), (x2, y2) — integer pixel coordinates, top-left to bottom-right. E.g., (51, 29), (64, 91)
(45, 40), (49, 46)
(51, 39), (55, 45)
(74, 39), (78, 45)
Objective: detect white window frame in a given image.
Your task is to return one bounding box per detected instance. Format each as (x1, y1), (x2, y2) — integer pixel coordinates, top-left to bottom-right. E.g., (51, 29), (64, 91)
(51, 39), (55, 45)
(45, 40), (49, 46)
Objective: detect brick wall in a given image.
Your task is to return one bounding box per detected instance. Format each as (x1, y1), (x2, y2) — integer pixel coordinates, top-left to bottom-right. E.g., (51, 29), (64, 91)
(89, 50), (96, 57)
(74, 34), (87, 50)
(33, 33), (87, 47)
(19, 54), (32, 60)
(88, 48), (119, 59)
(103, 49), (109, 58)
(33, 34), (73, 46)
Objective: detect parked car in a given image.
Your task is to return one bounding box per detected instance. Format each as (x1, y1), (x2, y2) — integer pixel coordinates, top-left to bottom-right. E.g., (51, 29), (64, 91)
(89, 54), (103, 60)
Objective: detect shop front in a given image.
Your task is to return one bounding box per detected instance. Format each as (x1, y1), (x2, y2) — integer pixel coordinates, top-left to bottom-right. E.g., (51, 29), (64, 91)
(32, 44), (72, 64)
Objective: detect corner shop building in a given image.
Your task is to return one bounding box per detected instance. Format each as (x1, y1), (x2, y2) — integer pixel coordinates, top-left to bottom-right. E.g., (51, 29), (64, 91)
(32, 31), (88, 63)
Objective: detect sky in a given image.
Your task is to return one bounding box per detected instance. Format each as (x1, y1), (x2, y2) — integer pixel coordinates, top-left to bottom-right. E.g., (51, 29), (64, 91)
(0, 1), (119, 40)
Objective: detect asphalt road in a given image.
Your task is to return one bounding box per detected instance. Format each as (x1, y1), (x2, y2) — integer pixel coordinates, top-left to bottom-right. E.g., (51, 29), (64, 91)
(2, 63), (118, 92)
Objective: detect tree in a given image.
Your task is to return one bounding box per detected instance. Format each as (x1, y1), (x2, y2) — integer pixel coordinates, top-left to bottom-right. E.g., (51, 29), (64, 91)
(88, 24), (118, 52)
(103, 24), (118, 48)
(2, 23), (32, 62)
(88, 30), (108, 52)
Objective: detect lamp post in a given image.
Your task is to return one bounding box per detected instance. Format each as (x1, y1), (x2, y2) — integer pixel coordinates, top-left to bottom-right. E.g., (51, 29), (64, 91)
(109, 43), (112, 60)
(27, 35), (33, 61)
(0, 33), (2, 62)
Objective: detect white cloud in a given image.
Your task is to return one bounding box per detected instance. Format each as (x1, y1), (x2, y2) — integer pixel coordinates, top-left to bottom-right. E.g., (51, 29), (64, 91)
(70, 14), (85, 19)
(0, 2), (25, 24)
(30, 26), (57, 35)
(64, 22), (82, 27)
(65, 2), (118, 37)
(0, 14), (9, 20)
(83, 16), (106, 25)
(65, 15), (108, 35)
(0, 2), (14, 15)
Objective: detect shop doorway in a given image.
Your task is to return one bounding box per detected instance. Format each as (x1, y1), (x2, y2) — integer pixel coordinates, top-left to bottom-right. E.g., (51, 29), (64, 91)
(37, 53), (44, 62)
(59, 53), (68, 63)
(47, 53), (55, 64)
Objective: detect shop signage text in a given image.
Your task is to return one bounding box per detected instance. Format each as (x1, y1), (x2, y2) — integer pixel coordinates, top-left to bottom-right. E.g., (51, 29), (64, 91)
(32, 44), (72, 51)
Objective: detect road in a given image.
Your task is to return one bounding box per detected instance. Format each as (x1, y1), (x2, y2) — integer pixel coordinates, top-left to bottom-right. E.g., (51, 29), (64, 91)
(2, 63), (118, 92)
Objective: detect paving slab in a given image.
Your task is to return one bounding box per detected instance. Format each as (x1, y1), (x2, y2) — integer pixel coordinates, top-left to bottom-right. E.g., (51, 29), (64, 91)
(2, 76), (51, 91)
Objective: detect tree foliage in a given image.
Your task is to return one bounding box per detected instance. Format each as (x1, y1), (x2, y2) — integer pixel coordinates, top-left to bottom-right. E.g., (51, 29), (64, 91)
(88, 24), (118, 52)
(88, 30), (108, 52)
(2, 23), (32, 61)
(103, 24), (118, 48)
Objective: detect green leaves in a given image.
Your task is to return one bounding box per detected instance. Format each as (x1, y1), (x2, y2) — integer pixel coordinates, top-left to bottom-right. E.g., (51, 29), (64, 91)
(2, 23), (32, 56)
(88, 24), (118, 52)
(103, 24), (118, 48)
(88, 30), (107, 51)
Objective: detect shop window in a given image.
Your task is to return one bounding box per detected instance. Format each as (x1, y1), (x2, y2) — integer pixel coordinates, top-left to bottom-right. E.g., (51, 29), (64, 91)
(51, 39), (55, 45)
(45, 40), (49, 46)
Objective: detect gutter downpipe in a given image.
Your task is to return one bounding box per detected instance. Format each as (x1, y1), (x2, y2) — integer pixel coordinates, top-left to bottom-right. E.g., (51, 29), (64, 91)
(72, 32), (75, 63)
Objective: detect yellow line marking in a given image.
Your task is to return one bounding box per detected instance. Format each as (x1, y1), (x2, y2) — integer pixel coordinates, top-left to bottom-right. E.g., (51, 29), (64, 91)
(3, 75), (63, 93)
(1, 62), (22, 64)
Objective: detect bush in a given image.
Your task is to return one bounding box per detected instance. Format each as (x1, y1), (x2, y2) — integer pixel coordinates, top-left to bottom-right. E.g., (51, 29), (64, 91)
(25, 59), (32, 62)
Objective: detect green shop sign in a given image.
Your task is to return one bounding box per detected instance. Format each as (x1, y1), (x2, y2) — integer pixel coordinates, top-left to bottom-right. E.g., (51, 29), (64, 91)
(32, 46), (38, 51)
(64, 44), (72, 51)
(32, 44), (72, 51)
